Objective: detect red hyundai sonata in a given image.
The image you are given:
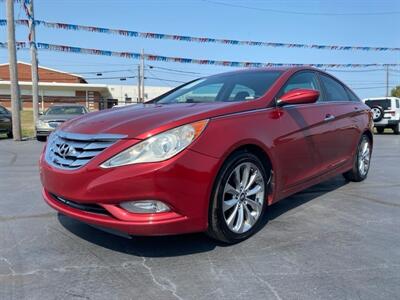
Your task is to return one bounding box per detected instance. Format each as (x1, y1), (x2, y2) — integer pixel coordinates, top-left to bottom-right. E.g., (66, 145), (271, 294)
(40, 67), (373, 243)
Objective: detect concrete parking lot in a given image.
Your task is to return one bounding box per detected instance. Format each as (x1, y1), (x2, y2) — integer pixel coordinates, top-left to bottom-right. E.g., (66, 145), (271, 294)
(1, 134), (400, 300)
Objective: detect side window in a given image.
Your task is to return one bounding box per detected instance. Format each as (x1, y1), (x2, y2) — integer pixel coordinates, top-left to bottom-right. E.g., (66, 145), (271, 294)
(396, 100), (400, 109)
(228, 84), (256, 101)
(320, 75), (349, 102)
(280, 72), (321, 100)
(345, 87), (360, 102)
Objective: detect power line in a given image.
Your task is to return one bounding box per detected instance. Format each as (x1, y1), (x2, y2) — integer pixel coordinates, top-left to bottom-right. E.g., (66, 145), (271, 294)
(75, 69), (134, 74)
(148, 65), (204, 75)
(146, 68), (204, 78)
(202, 0), (400, 16)
(146, 70), (184, 87)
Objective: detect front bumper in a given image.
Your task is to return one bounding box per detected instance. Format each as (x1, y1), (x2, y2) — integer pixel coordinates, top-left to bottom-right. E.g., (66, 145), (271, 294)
(40, 145), (220, 236)
(36, 127), (55, 136)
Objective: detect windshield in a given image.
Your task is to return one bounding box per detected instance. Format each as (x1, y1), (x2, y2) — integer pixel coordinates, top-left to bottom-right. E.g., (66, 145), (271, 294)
(156, 71), (282, 104)
(45, 106), (86, 115)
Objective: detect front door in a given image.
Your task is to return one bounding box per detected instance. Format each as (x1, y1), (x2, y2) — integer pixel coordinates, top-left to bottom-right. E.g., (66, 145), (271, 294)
(273, 71), (332, 191)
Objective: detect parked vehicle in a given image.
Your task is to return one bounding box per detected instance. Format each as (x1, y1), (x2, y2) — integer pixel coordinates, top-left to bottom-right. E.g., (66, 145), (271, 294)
(36, 104), (89, 141)
(363, 97), (400, 134)
(40, 67), (373, 243)
(0, 104), (12, 138)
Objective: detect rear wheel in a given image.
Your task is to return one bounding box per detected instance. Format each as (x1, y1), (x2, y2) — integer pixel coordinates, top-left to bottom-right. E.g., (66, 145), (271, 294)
(207, 151), (269, 244)
(343, 134), (371, 182)
(376, 127), (384, 134)
(393, 123), (400, 135)
(7, 130), (13, 139)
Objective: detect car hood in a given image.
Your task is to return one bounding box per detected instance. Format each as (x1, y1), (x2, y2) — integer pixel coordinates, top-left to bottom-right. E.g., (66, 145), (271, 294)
(59, 102), (255, 139)
(40, 114), (82, 122)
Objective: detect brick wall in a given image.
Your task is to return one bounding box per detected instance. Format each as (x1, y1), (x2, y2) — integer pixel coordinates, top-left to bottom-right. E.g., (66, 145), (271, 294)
(0, 63), (86, 83)
(0, 91), (103, 110)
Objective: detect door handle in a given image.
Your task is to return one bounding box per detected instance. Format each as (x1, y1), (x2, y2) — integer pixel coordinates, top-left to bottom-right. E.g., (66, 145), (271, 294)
(324, 114), (335, 122)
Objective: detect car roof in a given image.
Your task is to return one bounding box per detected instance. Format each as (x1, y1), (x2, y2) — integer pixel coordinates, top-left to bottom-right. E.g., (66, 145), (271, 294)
(47, 104), (86, 107)
(206, 66), (318, 78)
(363, 97), (400, 101)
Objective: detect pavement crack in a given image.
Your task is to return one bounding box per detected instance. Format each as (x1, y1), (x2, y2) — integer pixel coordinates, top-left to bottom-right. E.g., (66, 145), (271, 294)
(0, 212), (54, 223)
(140, 257), (183, 300)
(251, 272), (283, 300)
(64, 291), (90, 299)
(0, 256), (16, 275)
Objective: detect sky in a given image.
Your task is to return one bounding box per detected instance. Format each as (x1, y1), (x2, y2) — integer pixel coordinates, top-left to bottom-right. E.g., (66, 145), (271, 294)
(0, 0), (400, 98)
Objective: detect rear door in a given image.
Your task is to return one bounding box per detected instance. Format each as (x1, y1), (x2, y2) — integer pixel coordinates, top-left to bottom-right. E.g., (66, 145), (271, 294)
(318, 73), (362, 168)
(273, 71), (334, 190)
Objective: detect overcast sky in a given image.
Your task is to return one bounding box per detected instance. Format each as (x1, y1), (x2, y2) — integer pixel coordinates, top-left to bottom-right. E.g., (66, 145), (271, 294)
(1, 0), (399, 98)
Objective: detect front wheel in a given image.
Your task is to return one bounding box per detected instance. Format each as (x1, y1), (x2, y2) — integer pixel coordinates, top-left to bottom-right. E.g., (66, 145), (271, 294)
(343, 134), (372, 182)
(207, 152), (269, 244)
(36, 135), (47, 142)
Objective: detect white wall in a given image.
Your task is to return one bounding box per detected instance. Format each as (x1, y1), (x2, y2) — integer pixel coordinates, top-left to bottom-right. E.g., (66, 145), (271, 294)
(107, 85), (171, 104)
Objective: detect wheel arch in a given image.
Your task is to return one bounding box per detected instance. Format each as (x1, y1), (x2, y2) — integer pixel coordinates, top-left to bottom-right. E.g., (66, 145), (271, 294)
(363, 129), (373, 147)
(211, 141), (277, 207)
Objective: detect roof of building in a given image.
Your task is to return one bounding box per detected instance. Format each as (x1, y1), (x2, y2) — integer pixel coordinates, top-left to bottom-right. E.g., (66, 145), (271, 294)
(0, 61), (87, 83)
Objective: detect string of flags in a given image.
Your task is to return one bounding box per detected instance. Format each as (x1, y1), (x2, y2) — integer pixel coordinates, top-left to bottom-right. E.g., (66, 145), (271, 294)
(0, 19), (399, 52)
(1, 41), (399, 68)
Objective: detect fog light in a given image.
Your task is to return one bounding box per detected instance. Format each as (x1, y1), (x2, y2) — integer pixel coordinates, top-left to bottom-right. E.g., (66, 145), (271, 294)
(119, 200), (170, 213)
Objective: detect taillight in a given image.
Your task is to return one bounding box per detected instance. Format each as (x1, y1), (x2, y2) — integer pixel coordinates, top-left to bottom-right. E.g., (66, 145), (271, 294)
(386, 111), (396, 116)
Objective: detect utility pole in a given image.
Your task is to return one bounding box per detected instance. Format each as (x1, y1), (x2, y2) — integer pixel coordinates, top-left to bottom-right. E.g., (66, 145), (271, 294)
(386, 65), (389, 97)
(27, 0), (40, 127)
(140, 48), (145, 102)
(6, 0), (22, 141)
(137, 64), (141, 102)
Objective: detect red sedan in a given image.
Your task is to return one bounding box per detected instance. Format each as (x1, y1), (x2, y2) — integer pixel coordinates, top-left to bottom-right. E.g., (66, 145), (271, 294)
(40, 67), (373, 243)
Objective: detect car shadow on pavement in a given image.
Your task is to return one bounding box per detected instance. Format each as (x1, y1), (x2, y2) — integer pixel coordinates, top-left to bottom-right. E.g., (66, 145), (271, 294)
(267, 175), (349, 221)
(59, 175), (348, 257)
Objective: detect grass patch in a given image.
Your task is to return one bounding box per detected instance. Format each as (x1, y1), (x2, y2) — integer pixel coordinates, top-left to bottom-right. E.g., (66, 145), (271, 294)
(0, 110), (35, 139)
(21, 110), (35, 138)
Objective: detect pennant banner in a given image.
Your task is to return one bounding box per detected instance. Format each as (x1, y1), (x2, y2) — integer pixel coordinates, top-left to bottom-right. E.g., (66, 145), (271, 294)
(1, 41), (399, 68)
(0, 19), (399, 52)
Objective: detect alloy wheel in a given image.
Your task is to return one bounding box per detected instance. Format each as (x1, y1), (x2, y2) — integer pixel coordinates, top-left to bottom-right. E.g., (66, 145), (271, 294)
(358, 137), (371, 177)
(222, 162), (265, 233)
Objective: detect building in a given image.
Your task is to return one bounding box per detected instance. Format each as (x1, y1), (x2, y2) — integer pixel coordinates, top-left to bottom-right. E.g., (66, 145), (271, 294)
(107, 85), (170, 105)
(0, 62), (172, 110)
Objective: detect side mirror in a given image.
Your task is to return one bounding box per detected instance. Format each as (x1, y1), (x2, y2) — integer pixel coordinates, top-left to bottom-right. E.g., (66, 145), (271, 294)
(277, 89), (320, 106)
(39, 111), (43, 115)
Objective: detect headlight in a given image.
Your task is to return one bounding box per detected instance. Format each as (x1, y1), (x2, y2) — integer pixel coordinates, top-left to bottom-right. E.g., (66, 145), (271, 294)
(36, 120), (47, 127)
(101, 119), (209, 168)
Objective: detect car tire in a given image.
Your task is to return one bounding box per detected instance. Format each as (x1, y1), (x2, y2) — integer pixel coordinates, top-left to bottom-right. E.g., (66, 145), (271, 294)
(207, 151), (269, 244)
(371, 106), (384, 122)
(7, 131), (13, 139)
(343, 134), (372, 182)
(376, 127), (384, 134)
(36, 135), (47, 142)
(393, 123), (400, 135)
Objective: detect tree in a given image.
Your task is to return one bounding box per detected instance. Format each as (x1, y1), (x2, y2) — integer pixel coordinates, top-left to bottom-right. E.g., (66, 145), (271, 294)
(391, 86), (400, 97)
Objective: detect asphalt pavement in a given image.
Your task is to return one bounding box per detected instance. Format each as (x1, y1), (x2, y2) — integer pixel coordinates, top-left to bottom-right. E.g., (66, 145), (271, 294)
(1, 134), (400, 300)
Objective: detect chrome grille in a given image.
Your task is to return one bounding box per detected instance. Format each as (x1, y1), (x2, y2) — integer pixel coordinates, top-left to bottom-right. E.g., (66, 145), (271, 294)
(45, 131), (126, 170)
